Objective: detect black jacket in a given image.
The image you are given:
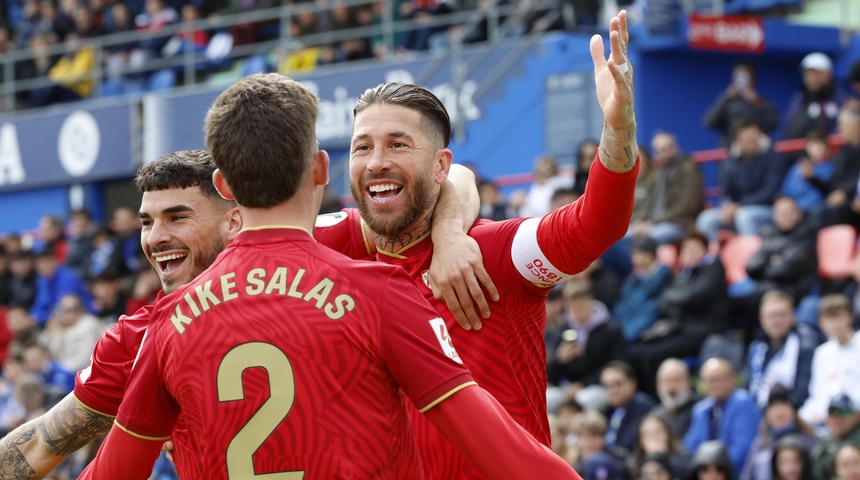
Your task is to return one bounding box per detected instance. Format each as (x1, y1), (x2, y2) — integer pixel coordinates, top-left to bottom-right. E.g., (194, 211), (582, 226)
(659, 257), (730, 333)
(746, 218), (817, 300)
(547, 320), (629, 387)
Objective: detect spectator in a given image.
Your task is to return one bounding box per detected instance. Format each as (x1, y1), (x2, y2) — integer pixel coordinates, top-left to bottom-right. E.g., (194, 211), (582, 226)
(641, 453), (682, 480)
(31, 214), (67, 263)
(703, 61), (780, 147)
(6, 250), (37, 310)
(43, 31), (95, 101)
(89, 272), (129, 323)
(0, 246), (10, 306)
(630, 132), (704, 244)
(612, 235), (672, 343)
(570, 410), (629, 480)
(835, 444), (860, 480)
(41, 293), (104, 372)
(550, 188), (579, 212)
(770, 434), (814, 480)
(21, 343), (75, 404)
(29, 249), (93, 327)
(811, 394), (860, 480)
(574, 139), (599, 195)
(779, 130), (835, 213)
(739, 384), (819, 480)
(124, 266), (160, 315)
(135, 0), (178, 56)
(64, 208), (97, 278)
(685, 358), (762, 474)
(0, 356), (27, 437)
(634, 231), (730, 394)
(5, 306), (38, 347)
(71, 5), (105, 38)
(112, 206), (141, 275)
(12, 374), (46, 424)
(88, 226), (127, 279)
(696, 121), (786, 242)
(37, 0), (74, 41)
(783, 52), (847, 141)
(478, 180), (508, 221)
(13, 0), (41, 48)
(689, 440), (735, 480)
(850, 60), (860, 104)
(568, 259), (624, 309)
(799, 294), (860, 427)
(601, 360), (656, 453)
(807, 103), (860, 228)
(546, 280), (628, 411)
(745, 291), (820, 409)
(520, 155), (571, 218)
(635, 414), (693, 480)
(652, 358), (704, 441)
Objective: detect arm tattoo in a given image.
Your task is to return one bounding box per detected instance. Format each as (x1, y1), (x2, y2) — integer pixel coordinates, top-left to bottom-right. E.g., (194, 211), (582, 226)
(39, 396), (113, 457)
(0, 425), (40, 480)
(623, 145), (636, 170)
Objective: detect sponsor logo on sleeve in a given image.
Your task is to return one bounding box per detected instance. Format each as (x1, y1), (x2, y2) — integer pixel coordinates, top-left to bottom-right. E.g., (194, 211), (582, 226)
(430, 318), (462, 364)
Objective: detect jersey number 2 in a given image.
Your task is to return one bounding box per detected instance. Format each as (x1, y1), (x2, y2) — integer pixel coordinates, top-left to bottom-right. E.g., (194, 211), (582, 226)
(217, 342), (305, 479)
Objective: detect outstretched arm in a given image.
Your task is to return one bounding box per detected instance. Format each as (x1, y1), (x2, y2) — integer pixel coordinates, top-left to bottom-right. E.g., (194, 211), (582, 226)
(0, 393), (113, 479)
(430, 164), (499, 331)
(424, 385), (580, 479)
(591, 10), (638, 173)
(78, 426), (162, 480)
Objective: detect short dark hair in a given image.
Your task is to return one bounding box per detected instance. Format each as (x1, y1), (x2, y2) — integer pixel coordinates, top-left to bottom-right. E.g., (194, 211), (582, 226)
(681, 229), (709, 250)
(134, 150), (230, 205)
(205, 73), (320, 208)
(602, 360), (637, 381)
(354, 83), (451, 149)
(850, 60), (860, 84)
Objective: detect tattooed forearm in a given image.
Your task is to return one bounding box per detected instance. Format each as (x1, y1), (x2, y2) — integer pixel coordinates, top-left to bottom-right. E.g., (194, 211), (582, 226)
(599, 121), (638, 173)
(39, 395), (113, 457)
(0, 425), (40, 479)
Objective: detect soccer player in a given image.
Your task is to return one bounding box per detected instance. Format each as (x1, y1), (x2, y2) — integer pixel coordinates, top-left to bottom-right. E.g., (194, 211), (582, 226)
(0, 151), (485, 477)
(80, 74), (578, 478)
(316, 10), (639, 478)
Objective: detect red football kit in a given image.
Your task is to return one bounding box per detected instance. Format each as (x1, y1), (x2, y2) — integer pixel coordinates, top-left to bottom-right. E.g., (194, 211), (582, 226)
(316, 155), (637, 478)
(81, 227), (579, 479)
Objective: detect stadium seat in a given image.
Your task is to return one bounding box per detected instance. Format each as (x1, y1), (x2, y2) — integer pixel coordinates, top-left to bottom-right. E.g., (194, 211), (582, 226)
(817, 224), (858, 279)
(656, 244), (678, 271)
(719, 235), (762, 285)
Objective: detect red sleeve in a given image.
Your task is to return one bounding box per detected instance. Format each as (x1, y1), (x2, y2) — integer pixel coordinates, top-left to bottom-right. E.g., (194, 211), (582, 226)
(114, 319), (179, 440)
(74, 307), (151, 417)
(78, 425), (163, 480)
(378, 268), (475, 410)
(314, 209), (375, 260)
(537, 153), (638, 274)
(424, 385), (581, 479)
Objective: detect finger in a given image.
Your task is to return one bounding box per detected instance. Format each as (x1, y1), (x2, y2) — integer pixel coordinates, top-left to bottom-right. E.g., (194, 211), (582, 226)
(475, 265), (500, 303)
(609, 29), (625, 69)
(619, 10), (629, 47)
(465, 274), (491, 321)
(162, 440), (175, 452)
(446, 294), (472, 331)
(453, 281), (482, 329)
(589, 34), (606, 72)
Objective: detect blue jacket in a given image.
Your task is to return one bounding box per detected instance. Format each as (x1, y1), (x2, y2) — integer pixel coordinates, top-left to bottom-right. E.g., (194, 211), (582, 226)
(780, 160), (835, 211)
(29, 265), (94, 326)
(720, 148), (786, 206)
(613, 264), (672, 342)
(684, 388), (762, 475)
(743, 325), (823, 409)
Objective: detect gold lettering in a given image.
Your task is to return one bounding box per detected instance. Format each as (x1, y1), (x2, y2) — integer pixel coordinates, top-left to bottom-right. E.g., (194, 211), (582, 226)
(325, 294), (355, 320)
(170, 303), (193, 334)
(265, 267), (288, 296)
(246, 268), (266, 295)
(221, 272), (238, 301)
(195, 280), (221, 312)
(184, 293), (201, 317)
(287, 269), (306, 299)
(304, 277), (334, 309)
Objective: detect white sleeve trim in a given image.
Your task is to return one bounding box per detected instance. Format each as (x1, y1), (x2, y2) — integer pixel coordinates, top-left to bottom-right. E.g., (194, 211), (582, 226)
(510, 218), (570, 288)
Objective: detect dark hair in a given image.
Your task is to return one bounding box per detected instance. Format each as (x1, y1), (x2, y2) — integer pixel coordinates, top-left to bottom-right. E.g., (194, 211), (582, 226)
(205, 73), (320, 208)
(734, 60), (757, 83)
(730, 118), (760, 141)
(134, 150), (232, 206)
(575, 139), (599, 163)
(602, 360), (637, 381)
(681, 229), (709, 250)
(850, 60), (860, 84)
(771, 434), (813, 480)
(354, 83), (451, 149)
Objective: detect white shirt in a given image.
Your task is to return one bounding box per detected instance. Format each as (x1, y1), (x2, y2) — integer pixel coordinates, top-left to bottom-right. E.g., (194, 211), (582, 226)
(799, 331), (860, 425)
(520, 176), (572, 218)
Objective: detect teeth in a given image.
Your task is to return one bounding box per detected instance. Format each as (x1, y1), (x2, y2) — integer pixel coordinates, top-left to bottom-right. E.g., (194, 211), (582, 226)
(153, 253), (187, 262)
(368, 184), (400, 193)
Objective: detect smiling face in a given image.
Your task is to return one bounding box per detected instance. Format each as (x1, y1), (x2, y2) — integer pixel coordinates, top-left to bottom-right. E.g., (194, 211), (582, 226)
(349, 104), (450, 237)
(139, 186), (231, 294)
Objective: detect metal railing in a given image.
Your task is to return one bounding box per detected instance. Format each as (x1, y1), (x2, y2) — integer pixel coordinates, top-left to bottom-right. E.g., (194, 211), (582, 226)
(0, 0), (563, 113)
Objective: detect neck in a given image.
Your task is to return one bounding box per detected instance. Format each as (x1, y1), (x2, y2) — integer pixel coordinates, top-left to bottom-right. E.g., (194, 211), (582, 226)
(374, 210), (433, 254)
(239, 197), (317, 234)
(837, 331), (855, 346)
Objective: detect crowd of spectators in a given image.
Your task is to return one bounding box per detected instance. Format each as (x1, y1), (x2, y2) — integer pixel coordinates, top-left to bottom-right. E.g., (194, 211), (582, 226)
(0, 0), (583, 111)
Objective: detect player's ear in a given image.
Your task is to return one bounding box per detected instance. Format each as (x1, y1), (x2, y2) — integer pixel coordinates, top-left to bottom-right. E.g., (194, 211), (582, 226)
(434, 148), (453, 185)
(225, 207), (242, 242)
(212, 169), (235, 201)
(313, 150), (330, 187)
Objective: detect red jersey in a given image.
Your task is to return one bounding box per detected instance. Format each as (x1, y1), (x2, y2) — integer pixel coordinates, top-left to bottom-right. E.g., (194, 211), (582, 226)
(113, 227), (473, 479)
(316, 157), (637, 478)
(73, 299), (159, 417)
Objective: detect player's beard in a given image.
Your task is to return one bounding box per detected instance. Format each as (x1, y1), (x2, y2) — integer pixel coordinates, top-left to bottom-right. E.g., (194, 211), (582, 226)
(160, 235), (225, 294)
(350, 169), (436, 238)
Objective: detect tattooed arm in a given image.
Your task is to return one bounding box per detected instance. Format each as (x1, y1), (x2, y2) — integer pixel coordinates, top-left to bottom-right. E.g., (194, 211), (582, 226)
(0, 393), (113, 479)
(591, 10), (638, 173)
